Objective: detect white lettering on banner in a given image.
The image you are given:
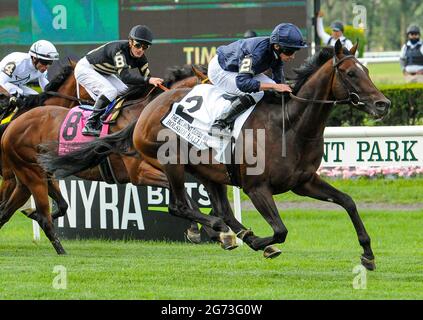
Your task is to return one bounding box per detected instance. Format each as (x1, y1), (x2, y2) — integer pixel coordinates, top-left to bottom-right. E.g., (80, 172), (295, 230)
(99, 183), (119, 229)
(121, 184), (145, 230)
(198, 184), (210, 206)
(147, 183), (210, 206)
(58, 180), (76, 228)
(57, 179), (209, 230)
(78, 181), (98, 228)
(147, 186), (164, 205)
(321, 127), (423, 167)
(185, 183), (196, 197)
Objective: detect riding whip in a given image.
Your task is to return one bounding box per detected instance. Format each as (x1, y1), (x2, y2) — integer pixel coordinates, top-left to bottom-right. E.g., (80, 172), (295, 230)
(281, 66), (287, 158)
(281, 92), (287, 158)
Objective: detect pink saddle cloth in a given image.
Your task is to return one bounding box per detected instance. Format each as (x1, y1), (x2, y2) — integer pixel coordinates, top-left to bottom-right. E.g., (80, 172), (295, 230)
(58, 106), (111, 156)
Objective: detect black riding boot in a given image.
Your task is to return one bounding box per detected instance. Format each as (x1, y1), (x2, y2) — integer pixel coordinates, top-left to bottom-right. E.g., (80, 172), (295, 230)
(210, 94), (256, 133)
(82, 95), (111, 137)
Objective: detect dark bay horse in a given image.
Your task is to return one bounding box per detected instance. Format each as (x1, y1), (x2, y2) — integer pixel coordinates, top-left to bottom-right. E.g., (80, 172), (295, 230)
(0, 65), (218, 254)
(42, 41), (390, 269)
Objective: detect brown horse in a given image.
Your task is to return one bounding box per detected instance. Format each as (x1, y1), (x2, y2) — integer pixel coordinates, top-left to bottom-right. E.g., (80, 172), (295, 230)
(0, 65), (216, 254)
(0, 60), (92, 207)
(42, 41), (391, 269)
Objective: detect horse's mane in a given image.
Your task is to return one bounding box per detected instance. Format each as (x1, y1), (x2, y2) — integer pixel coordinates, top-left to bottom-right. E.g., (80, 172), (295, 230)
(44, 65), (74, 92)
(292, 46), (350, 93)
(262, 46), (351, 104)
(162, 64), (208, 88)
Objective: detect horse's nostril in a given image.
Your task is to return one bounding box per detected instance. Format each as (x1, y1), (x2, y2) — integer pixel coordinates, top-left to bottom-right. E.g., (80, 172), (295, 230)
(375, 100), (390, 111)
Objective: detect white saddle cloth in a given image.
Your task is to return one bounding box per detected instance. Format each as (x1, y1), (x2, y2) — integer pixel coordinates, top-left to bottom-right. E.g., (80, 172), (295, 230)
(161, 84), (256, 162)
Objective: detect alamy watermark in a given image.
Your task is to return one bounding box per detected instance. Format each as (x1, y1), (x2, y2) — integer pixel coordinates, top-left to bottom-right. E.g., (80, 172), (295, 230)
(352, 264), (367, 290)
(352, 4), (367, 30)
(52, 265), (67, 290)
(156, 128), (266, 176)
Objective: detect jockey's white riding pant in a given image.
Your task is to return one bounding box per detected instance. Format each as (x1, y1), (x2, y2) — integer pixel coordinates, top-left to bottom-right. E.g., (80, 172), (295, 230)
(207, 55), (275, 103)
(1, 83), (38, 97)
(75, 57), (128, 101)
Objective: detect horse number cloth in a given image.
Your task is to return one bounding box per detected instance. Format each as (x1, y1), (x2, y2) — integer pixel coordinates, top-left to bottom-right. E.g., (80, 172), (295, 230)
(58, 106), (111, 156)
(161, 84), (256, 162)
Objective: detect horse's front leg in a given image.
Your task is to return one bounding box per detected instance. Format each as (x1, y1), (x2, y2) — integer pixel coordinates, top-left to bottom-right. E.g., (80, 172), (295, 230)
(292, 173), (375, 271)
(244, 185), (287, 258)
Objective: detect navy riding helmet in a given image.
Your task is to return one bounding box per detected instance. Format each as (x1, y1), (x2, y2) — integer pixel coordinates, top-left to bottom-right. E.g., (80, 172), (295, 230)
(270, 23), (307, 49)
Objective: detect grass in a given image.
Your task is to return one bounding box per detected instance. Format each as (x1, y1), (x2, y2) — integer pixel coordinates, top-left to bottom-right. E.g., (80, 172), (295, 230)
(228, 177), (423, 204)
(0, 207), (422, 300)
(368, 62), (405, 86)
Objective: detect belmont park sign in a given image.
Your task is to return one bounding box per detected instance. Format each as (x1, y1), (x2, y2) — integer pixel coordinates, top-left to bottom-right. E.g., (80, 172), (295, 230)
(321, 126), (423, 167)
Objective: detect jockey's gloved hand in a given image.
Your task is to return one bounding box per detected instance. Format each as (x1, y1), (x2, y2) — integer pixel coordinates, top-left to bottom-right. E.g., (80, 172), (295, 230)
(9, 95), (18, 108)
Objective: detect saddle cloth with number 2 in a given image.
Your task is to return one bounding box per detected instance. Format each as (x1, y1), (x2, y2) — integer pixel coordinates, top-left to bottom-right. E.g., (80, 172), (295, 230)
(161, 84), (256, 162)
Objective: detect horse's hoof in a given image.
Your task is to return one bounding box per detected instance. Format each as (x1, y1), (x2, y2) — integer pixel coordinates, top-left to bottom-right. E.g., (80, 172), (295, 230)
(220, 232), (238, 250)
(263, 245), (282, 259)
(185, 229), (201, 244)
(361, 255), (376, 271)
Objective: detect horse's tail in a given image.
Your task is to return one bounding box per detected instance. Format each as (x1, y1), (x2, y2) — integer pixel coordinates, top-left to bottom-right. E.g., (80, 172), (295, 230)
(39, 121), (137, 178)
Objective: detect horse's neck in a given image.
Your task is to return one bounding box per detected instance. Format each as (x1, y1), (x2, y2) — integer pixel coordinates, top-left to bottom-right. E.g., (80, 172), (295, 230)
(288, 64), (335, 139)
(44, 77), (78, 108)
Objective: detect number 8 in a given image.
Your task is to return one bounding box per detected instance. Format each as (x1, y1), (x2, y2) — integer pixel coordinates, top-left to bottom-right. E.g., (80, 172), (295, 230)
(114, 55), (125, 68)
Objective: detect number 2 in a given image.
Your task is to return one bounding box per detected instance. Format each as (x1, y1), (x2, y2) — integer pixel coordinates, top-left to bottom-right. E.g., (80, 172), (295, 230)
(239, 57), (253, 74)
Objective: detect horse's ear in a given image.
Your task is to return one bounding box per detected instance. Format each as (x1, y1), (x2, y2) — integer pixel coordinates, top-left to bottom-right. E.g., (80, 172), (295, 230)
(67, 57), (77, 68)
(191, 64), (208, 82)
(334, 39), (343, 57)
(350, 39), (359, 56)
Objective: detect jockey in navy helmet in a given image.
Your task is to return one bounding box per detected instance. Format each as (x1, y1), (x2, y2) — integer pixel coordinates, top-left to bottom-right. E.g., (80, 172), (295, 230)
(208, 23), (307, 132)
(75, 25), (164, 136)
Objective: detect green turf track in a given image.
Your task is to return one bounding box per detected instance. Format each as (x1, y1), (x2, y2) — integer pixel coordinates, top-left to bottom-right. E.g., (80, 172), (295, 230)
(1, 207), (422, 299)
(232, 177), (423, 204)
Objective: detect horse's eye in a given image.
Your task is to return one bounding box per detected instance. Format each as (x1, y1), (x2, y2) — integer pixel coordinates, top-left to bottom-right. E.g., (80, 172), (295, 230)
(347, 71), (355, 77)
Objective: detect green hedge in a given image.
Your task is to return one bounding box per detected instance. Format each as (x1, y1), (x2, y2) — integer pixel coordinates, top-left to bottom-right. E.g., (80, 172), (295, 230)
(327, 83), (423, 126)
(324, 26), (366, 57)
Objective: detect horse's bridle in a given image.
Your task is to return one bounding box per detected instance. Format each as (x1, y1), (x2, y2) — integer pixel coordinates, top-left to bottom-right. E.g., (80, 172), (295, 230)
(289, 54), (365, 107)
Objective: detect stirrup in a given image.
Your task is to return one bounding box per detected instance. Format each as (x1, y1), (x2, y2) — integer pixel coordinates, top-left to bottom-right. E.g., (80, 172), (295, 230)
(82, 123), (101, 137)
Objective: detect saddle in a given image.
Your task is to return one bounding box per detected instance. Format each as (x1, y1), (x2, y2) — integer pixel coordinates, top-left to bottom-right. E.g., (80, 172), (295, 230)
(101, 96), (126, 124)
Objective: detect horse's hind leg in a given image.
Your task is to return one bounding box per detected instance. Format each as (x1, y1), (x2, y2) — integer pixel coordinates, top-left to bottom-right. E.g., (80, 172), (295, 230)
(14, 167), (66, 255)
(17, 179), (68, 223)
(48, 179), (68, 220)
(163, 163), (236, 249)
(292, 173), (375, 270)
(0, 183), (31, 229)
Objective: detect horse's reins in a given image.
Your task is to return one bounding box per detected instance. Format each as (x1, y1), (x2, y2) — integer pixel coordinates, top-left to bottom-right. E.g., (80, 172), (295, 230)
(288, 55), (365, 106)
(281, 55), (365, 157)
(44, 91), (94, 105)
